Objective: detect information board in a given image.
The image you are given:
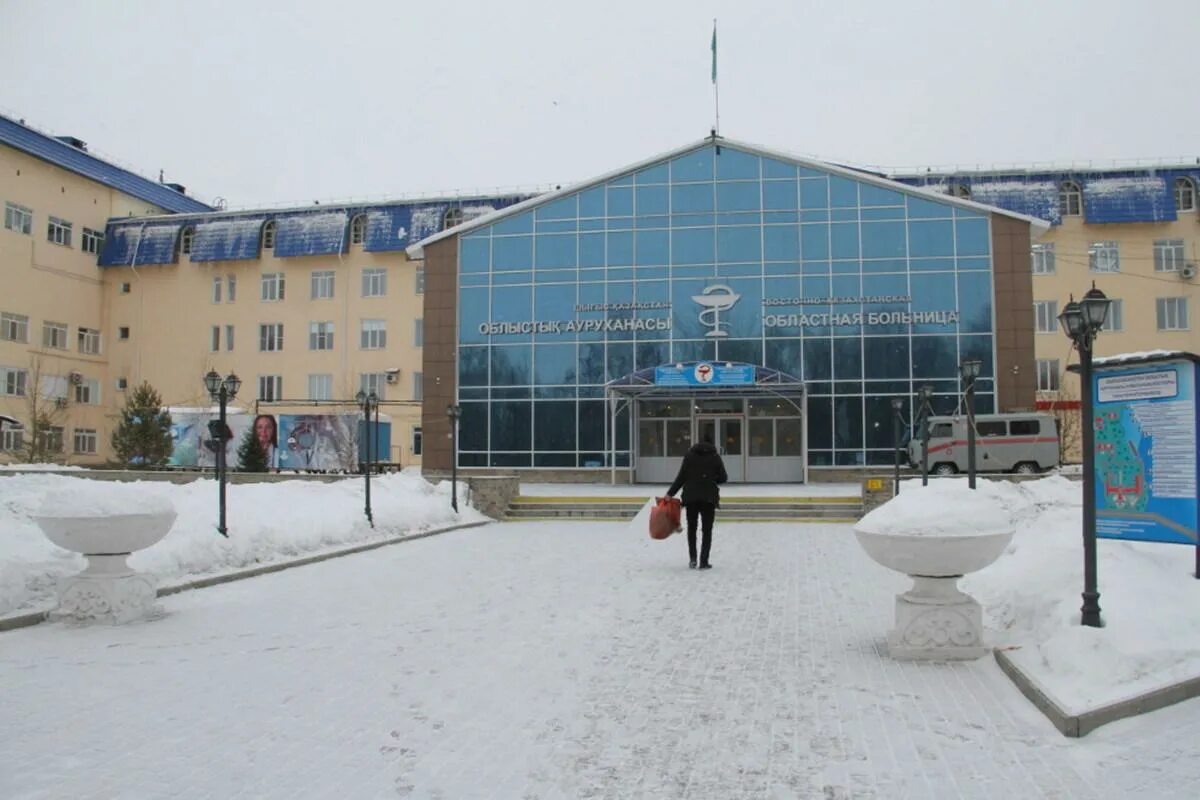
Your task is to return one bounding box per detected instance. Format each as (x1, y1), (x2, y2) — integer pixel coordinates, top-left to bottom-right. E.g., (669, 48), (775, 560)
(654, 362), (755, 387)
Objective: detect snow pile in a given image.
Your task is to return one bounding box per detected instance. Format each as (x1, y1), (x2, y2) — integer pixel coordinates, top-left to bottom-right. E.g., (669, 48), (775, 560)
(38, 482), (174, 517)
(857, 479), (1016, 537)
(0, 473), (484, 617)
(0, 464), (87, 471)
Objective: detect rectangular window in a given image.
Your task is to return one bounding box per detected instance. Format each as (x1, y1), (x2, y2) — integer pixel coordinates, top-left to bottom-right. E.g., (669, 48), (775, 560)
(116, 377), (128, 391)
(44, 426), (64, 454)
(413, 371), (424, 401)
(4, 202), (32, 234)
(360, 319), (387, 349)
(211, 325), (221, 352)
(360, 372), (387, 400)
(1030, 243), (1055, 275)
(43, 321), (69, 349)
(1153, 239), (1186, 272)
(74, 378), (99, 405)
(259, 323), (284, 352)
(412, 426), (422, 456)
(227, 274), (236, 302)
(118, 326), (130, 340)
(1088, 241), (1119, 273)
(1101, 299), (1124, 332)
(41, 374), (69, 400)
(1033, 300), (1058, 334)
(1036, 359), (1060, 392)
(1, 422), (23, 452)
(261, 272), (285, 301)
(119, 282), (131, 294)
(77, 327), (101, 355)
(47, 216), (72, 247)
(362, 268), (386, 297)
(414, 318), (424, 347)
(309, 321), (334, 351)
(1, 367), (28, 397)
(416, 266), (425, 294)
(1157, 297), (1190, 331)
(258, 375), (283, 401)
(311, 270), (335, 299)
(225, 324), (235, 352)
(73, 428), (97, 454)
(212, 276), (222, 303)
(1, 312), (29, 343)
(81, 227), (104, 255)
(308, 373), (333, 401)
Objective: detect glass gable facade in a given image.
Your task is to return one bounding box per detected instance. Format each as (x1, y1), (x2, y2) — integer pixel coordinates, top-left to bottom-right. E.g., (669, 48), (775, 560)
(456, 144), (995, 469)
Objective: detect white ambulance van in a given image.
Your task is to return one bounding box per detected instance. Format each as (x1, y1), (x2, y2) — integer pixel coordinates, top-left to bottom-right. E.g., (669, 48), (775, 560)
(907, 413), (1060, 475)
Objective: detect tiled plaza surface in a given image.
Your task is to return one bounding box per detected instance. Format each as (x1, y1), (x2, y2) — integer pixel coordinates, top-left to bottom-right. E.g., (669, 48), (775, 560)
(2, 520), (1197, 799)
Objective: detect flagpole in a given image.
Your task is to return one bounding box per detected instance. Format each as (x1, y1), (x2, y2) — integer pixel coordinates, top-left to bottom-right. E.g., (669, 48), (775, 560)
(712, 19), (720, 136)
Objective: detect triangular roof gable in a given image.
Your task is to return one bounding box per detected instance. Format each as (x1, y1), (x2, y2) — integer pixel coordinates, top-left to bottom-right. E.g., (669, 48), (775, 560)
(407, 136), (1049, 257)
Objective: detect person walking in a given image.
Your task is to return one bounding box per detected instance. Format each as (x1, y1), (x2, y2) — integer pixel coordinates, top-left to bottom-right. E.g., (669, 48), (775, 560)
(666, 434), (728, 570)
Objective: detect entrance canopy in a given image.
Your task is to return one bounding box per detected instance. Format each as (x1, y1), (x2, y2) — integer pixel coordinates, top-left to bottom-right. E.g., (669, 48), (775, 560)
(606, 362), (806, 401)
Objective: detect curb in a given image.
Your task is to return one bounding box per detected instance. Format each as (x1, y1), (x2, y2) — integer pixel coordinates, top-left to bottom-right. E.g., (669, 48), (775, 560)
(0, 518), (492, 634)
(995, 648), (1200, 737)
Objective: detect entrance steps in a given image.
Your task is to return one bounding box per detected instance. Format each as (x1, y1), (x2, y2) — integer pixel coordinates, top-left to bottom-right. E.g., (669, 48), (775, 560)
(504, 495), (862, 523)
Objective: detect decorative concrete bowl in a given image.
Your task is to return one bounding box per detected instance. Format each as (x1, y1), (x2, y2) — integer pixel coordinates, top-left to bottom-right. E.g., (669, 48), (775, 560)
(36, 512), (177, 558)
(853, 528), (1014, 579)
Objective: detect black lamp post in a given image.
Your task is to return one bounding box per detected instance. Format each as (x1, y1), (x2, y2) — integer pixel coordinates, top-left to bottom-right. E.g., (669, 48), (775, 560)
(204, 370), (241, 537)
(356, 389), (378, 528)
(891, 397), (904, 496)
(446, 404), (461, 512)
(1058, 283), (1111, 628)
(917, 384), (934, 486)
(960, 359), (982, 490)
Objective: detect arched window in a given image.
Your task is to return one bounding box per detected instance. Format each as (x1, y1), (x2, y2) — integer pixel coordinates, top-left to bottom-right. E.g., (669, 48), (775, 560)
(442, 207), (465, 231)
(1175, 177), (1196, 212)
(262, 220), (276, 249)
(350, 214), (367, 245)
(179, 225), (195, 255)
(1059, 180), (1082, 218)
(950, 183), (971, 199)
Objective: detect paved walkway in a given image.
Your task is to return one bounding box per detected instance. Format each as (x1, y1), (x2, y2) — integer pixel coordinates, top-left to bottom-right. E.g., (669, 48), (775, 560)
(518, 483), (862, 498)
(2, 521), (1197, 799)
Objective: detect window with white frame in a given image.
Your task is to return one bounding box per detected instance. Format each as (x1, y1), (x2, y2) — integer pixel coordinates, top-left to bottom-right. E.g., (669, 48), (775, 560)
(77, 327), (100, 355)
(4, 202), (32, 234)
(351, 214), (367, 245)
(442, 207), (464, 231)
(309, 321), (334, 351)
(73, 428), (97, 454)
(227, 274), (236, 302)
(74, 378), (99, 405)
(1036, 359), (1060, 392)
(259, 323), (284, 352)
(360, 319), (386, 349)
(212, 275), (222, 303)
(1101, 299), (1124, 332)
(1176, 177), (1197, 212)
(43, 321), (68, 349)
(261, 272), (285, 301)
(118, 326), (130, 340)
(360, 372), (387, 400)
(412, 371), (423, 401)
(41, 374), (69, 401)
(416, 266), (425, 294)
(1089, 241), (1119, 273)
(414, 318), (423, 347)
(262, 220), (276, 249)
(362, 268), (386, 298)
(2, 366), (27, 397)
(1153, 239), (1185, 272)
(307, 374), (333, 401)
(412, 426), (422, 456)
(1059, 181), (1082, 217)
(211, 325), (221, 352)
(258, 375), (283, 401)
(225, 324), (235, 352)
(81, 227), (104, 255)
(180, 226), (194, 255)
(1, 312), (29, 343)
(47, 216), (72, 247)
(43, 426), (64, 454)
(1, 421), (23, 452)
(311, 270), (335, 299)
(1157, 297), (1190, 331)
(1034, 300), (1058, 334)
(1031, 243), (1055, 275)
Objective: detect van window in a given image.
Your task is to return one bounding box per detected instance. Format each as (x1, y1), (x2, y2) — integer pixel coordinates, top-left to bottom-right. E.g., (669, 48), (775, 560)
(977, 421), (1007, 437)
(929, 423), (953, 438)
(1009, 419), (1040, 436)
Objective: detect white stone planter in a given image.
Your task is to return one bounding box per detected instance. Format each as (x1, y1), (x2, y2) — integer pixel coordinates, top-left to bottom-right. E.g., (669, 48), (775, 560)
(854, 526), (1013, 660)
(35, 511), (176, 624)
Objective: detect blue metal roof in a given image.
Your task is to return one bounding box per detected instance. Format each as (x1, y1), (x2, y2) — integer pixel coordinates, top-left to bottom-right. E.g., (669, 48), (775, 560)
(97, 222), (183, 266)
(0, 113), (212, 214)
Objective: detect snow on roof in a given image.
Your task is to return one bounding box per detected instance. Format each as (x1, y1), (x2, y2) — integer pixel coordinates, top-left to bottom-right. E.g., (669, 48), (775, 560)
(1092, 350), (1199, 366)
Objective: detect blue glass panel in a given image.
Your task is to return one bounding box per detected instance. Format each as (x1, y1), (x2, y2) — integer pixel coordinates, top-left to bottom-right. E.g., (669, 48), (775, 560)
(715, 147), (759, 180)
(491, 236), (529, 270)
(580, 233), (604, 267)
(672, 212), (715, 227)
(830, 209), (858, 223)
(765, 338), (803, 376)
(534, 284), (575, 341)
(635, 216), (668, 231)
(906, 195), (954, 219)
(862, 258), (907, 275)
(577, 343), (606, 383)
(800, 179), (829, 209)
(491, 452), (531, 467)
(607, 216), (633, 231)
(834, 397), (863, 448)
(807, 398), (832, 448)
(494, 211), (533, 235)
(458, 402), (488, 450)
(859, 184), (906, 207)
(910, 257), (955, 272)
(829, 176), (859, 208)
(672, 340), (716, 364)
(460, 288), (489, 344)
(491, 345), (532, 385)
(607, 268), (634, 282)
(461, 237), (491, 273)
(579, 187), (605, 218)
(959, 335), (994, 378)
(955, 217), (990, 257)
(636, 185), (669, 215)
(764, 226), (799, 261)
(636, 341), (669, 370)
(716, 212), (761, 228)
(491, 285), (531, 327)
(534, 401), (576, 450)
(803, 339), (832, 381)
(719, 339), (762, 365)
(957, 257), (991, 271)
(1082, 176), (1175, 223)
(670, 148), (714, 182)
(636, 266), (669, 281)
(764, 210), (800, 224)
(762, 157), (798, 179)
(763, 181), (798, 211)
(861, 206), (907, 221)
(864, 337), (909, 380)
(799, 210), (830, 223)
(534, 344), (576, 385)
(908, 220), (954, 257)
(461, 273), (490, 288)
(716, 182), (761, 212)
(190, 217), (264, 261)
(492, 271), (531, 285)
(535, 234), (577, 269)
(723, 277), (763, 338)
(533, 269), (576, 285)
(607, 185), (634, 216)
(910, 273), (958, 334)
(535, 195), (577, 221)
(830, 223), (860, 259)
(491, 401), (531, 449)
(861, 221), (906, 259)
(672, 228), (714, 265)
(672, 182), (714, 213)
(833, 338), (862, 379)
(607, 232), (633, 266)
(800, 225), (829, 259)
(578, 400), (607, 448)
(636, 230), (669, 265)
(957, 272), (993, 333)
(765, 261), (801, 276)
(635, 162), (670, 184)
(580, 219), (605, 232)
(537, 220), (576, 234)
(606, 343), (634, 381)
(459, 387), (487, 400)
(492, 386), (531, 400)
(717, 263), (762, 278)
(717, 226), (761, 263)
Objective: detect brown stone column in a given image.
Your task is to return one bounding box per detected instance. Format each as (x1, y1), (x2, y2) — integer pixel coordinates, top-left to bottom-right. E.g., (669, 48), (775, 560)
(421, 237), (459, 472)
(991, 214), (1037, 411)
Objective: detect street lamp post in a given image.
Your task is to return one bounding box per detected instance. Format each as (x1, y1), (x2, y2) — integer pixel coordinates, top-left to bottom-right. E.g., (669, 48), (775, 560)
(446, 404), (461, 512)
(960, 359), (982, 490)
(1059, 283), (1112, 628)
(204, 370), (241, 538)
(917, 384), (934, 486)
(356, 390), (378, 528)
(891, 397), (904, 496)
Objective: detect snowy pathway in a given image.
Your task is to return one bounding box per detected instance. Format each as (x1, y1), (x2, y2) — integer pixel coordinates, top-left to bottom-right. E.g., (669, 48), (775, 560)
(2, 521), (1197, 799)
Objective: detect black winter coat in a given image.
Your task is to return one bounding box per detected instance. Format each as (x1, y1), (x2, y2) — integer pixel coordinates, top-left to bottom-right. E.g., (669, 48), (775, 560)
(667, 442), (729, 508)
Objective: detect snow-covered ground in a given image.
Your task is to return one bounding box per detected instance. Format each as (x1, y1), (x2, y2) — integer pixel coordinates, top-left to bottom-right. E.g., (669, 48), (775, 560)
(2, 519), (1196, 798)
(0, 473), (484, 618)
(0, 463), (88, 471)
(519, 481), (861, 497)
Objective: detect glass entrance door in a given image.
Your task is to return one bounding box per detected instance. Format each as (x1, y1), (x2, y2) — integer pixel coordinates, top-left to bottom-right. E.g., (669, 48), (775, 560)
(696, 416), (745, 482)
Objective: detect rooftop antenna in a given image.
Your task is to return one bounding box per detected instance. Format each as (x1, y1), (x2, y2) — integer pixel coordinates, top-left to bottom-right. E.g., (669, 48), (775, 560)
(711, 19), (720, 138)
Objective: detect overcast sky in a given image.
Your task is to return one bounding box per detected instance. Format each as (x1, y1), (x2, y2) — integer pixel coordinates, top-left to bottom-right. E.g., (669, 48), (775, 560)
(3, 0), (1197, 209)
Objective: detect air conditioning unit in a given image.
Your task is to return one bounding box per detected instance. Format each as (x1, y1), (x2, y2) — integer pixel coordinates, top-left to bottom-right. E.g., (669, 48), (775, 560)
(54, 397), (68, 409)
(1181, 262), (1197, 280)
(385, 369), (400, 385)
(68, 371), (83, 385)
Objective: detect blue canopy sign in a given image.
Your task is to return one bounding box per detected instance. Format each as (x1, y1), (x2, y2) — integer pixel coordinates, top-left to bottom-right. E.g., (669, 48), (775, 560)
(654, 362), (755, 387)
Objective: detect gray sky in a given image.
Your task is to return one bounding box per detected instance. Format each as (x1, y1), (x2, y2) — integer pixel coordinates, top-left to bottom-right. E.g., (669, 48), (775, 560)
(3, 0), (1197, 209)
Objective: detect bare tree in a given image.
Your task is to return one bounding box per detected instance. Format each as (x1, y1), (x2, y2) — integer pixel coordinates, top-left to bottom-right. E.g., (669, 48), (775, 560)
(1044, 374), (1082, 465)
(22, 357), (70, 463)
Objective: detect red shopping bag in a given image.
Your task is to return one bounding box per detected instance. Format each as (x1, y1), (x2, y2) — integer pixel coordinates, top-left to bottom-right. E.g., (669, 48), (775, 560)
(649, 496), (682, 540)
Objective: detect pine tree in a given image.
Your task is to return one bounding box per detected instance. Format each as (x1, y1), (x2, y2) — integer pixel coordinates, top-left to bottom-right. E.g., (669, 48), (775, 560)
(236, 426), (269, 472)
(111, 382), (173, 466)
